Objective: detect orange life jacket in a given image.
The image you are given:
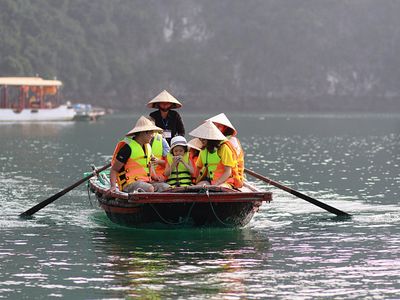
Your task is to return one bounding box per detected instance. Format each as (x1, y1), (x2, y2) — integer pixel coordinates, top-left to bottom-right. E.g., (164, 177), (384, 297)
(111, 137), (152, 190)
(225, 136), (244, 187)
(189, 150), (199, 182)
(151, 133), (166, 180)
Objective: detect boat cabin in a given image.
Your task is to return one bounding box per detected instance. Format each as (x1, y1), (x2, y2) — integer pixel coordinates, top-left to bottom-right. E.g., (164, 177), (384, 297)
(0, 77), (63, 111)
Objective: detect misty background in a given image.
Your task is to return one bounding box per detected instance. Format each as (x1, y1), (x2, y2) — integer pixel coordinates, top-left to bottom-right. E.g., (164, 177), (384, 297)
(1, 0), (400, 112)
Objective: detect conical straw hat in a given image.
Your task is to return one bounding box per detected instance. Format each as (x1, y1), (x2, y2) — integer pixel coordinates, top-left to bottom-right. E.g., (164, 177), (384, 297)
(126, 116), (163, 136)
(187, 138), (203, 151)
(189, 120), (227, 141)
(206, 113), (237, 136)
(147, 90), (182, 109)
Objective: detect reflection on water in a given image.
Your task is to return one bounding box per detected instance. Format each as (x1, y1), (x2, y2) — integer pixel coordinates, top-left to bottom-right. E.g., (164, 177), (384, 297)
(0, 122), (74, 137)
(91, 221), (271, 299)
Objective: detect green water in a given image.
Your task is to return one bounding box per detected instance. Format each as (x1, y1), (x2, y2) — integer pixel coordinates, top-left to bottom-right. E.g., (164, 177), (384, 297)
(1, 113), (399, 299)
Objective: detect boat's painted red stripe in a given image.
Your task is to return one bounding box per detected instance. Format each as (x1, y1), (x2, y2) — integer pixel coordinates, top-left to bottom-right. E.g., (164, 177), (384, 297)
(127, 197), (269, 204)
(100, 204), (140, 213)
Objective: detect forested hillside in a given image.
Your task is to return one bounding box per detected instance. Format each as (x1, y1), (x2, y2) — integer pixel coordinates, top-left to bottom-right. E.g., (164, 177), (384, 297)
(1, 0), (400, 112)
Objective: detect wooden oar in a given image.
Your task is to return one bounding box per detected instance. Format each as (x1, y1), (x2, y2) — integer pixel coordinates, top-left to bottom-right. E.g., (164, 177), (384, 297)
(20, 162), (111, 218)
(244, 168), (351, 217)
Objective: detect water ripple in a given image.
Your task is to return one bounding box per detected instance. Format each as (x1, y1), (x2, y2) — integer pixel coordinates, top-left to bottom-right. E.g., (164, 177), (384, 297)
(1, 115), (400, 299)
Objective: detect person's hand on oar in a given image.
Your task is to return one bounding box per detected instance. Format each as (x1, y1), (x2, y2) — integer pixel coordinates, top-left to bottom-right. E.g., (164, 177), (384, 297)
(244, 168), (351, 217)
(20, 162), (111, 218)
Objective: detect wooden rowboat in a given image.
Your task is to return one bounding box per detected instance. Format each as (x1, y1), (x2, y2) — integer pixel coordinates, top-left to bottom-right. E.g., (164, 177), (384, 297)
(89, 175), (272, 228)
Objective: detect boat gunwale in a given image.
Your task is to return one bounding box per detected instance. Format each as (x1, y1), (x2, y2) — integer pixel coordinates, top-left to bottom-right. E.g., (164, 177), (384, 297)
(89, 178), (272, 204)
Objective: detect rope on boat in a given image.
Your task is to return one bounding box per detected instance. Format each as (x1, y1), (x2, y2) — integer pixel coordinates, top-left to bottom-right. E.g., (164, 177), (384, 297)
(209, 202), (234, 227)
(86, 168), (111, 207)
(200, 185), (234, 227)
(87, 182), (94, 207)
(149, 202), (196, 226)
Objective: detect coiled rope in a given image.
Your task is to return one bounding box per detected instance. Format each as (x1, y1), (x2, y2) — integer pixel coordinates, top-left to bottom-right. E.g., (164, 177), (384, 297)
(149, 202), (196, 226)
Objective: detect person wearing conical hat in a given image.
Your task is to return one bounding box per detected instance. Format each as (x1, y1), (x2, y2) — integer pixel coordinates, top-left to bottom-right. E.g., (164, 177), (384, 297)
(148, 90), (185, 144)
(206, 113), (237, 136)
(109, 116), (170, 193)
(205, 113), (244, 188)
(189, 120), (237, 188)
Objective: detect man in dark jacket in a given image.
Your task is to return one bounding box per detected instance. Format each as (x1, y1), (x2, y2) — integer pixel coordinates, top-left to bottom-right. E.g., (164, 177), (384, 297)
(147, 90), (185, 144)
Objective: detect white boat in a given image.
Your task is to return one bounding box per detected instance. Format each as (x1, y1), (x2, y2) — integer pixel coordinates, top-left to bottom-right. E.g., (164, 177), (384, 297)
(0, 77), (76, 122)
(73, 103), (106, 121)
(0, 104), (76, 122)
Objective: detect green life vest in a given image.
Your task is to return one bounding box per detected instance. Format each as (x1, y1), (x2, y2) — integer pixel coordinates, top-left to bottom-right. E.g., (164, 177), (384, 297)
(198, 148), (221, 182)
(166, 152), (192, 187)
(151, 133), (163, 158)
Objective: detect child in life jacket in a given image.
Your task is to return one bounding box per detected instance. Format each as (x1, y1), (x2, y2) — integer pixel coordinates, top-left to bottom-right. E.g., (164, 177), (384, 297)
(164, 136), (194, 187)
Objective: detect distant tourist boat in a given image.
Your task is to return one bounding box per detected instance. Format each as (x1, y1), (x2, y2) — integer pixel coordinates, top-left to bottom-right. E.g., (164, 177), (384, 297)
(89, 173), (272, 228)
(72, 103), (106, 121)
(0, 77), (76, 122)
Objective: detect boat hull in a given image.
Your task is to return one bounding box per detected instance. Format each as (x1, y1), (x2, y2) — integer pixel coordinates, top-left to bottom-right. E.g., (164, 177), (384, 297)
(100, 198), (262, 228)
(0, 105), (76, 122)
(90, 179), (272, 228)
(72, 103), (106, 121)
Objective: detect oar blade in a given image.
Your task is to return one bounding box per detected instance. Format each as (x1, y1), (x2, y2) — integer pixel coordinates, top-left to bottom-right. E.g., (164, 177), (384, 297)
(19, 163), (111, 218)
(244, 168), (351, 217)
